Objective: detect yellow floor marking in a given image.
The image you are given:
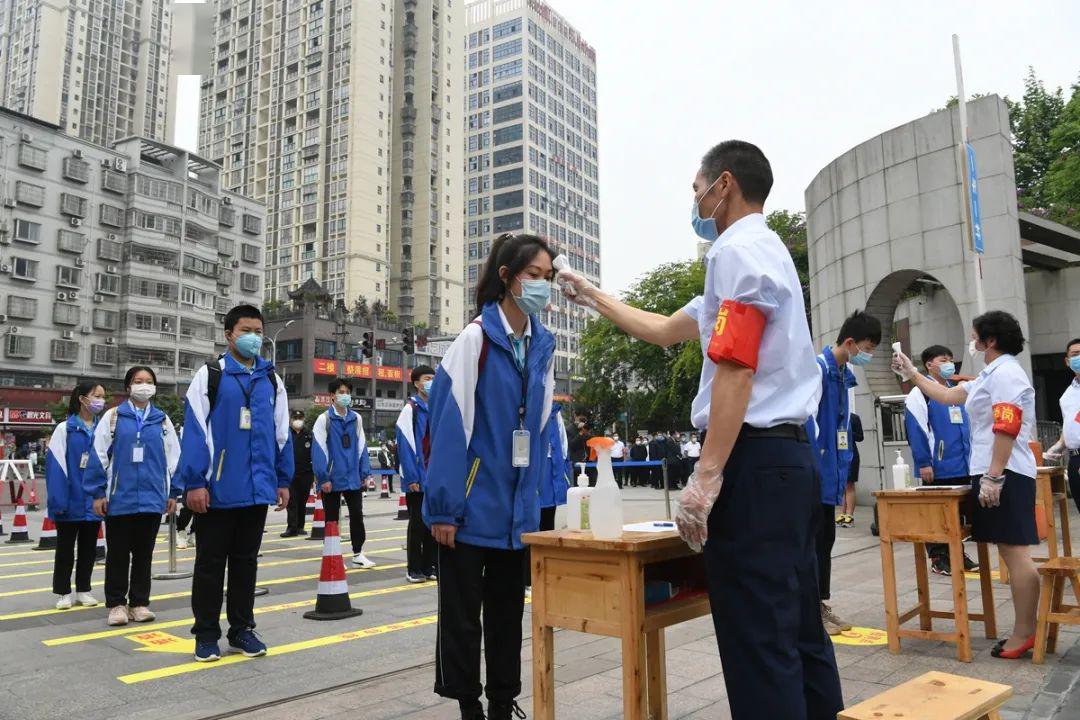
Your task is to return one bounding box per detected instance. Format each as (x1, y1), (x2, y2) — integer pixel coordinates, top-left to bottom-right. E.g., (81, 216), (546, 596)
(128, 631), (194, 654)
(0, 562), (406, 621)
(43, 582), (431, 646)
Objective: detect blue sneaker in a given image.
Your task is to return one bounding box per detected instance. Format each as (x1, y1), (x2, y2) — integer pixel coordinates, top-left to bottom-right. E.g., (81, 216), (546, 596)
(194, 640), (221, 662)
(228, 629), (267, 657)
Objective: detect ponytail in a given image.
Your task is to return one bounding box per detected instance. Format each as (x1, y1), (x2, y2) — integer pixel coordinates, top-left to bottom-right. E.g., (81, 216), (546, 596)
(474, 232), (556, 317)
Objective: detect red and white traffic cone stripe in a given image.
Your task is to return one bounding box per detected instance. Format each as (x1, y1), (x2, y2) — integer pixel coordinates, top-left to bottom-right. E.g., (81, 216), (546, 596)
(308, 496), (325, 541)
(395, 493), (409, 521)
(95, 522), (105, 561)
(305, 488), (316, 517)
(379, 476), (390, 499)
(34, 516), (57, 551)
(303, 520), (363, 621)
(0, 506), (6, 536)
(5, 500), (31, 544)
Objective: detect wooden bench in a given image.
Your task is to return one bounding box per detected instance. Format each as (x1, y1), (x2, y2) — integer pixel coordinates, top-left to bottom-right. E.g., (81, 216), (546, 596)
(839, 671), (1012, 720)
(1034, 556), (1080, 664)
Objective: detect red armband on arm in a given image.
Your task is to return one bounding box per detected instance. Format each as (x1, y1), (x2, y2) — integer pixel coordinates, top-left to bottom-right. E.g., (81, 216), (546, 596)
(992, 403), (1022, 438)
(706, 300), (767, 371)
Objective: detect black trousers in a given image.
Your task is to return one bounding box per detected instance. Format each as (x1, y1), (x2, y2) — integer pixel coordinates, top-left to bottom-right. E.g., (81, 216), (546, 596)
(287, 474), (313, 532)
(177, 505), (194, 533)
(1069, 454), (1080, 517)
(816, 503), (835, 600)
(406, 491), (435, 574)
(706, 431), (843, 720)
(53, 520), (100, 595)
(190, 504), (267, 643)
(104, 513), (161, 608)
(322, 489), (366, 553)
(522, 506), (557, 586)
(435, 541), (526, 704)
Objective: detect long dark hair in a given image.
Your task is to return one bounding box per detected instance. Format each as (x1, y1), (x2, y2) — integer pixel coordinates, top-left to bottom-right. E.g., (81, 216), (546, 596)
(67, 381), (104, 417)
(474, 233), (555, 317)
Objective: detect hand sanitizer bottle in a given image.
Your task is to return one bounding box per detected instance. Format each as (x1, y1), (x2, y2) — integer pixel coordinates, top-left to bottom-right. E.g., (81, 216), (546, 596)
(566, 463), (592, 531)
(588, 437), (624, 540)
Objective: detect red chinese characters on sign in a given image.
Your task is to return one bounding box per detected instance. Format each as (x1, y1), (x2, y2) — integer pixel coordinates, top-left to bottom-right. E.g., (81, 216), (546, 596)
(311, 360), (403, 382)
(5, 408), (54, 425)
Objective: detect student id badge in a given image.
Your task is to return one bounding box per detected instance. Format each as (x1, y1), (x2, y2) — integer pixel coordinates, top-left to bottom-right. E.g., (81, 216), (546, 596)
(342, 432), (351, 449)
(950, 406), (964, 424)
(79, 452), (90, 469)
(239, 407), (252, 430)
(837, 431), (849, 451)
(512, 430), (531, 468)
(132, 442), (144, 464)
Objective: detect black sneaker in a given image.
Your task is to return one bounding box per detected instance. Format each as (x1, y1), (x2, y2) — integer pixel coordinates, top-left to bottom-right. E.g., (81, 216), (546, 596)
(280, 529), (299, 538)
(460, 699), (486, 720)
(488, 700), (526, 720)
(963, 553), (979, 572)
(931, 558), (952, 576)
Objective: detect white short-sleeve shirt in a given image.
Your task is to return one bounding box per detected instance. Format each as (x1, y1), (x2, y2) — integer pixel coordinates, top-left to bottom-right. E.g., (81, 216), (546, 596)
(961, 354), (1037, 478)
(683, 213), (821, 430)
(1060, 379), (1080, 450)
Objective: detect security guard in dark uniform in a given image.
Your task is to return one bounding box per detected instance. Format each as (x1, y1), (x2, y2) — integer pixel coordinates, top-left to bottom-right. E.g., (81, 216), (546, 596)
(559, 140), (843, 719)
(282, 409), (314, 537)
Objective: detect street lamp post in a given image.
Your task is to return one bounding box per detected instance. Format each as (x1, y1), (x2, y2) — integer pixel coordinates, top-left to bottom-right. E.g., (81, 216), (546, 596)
(263, 319), (296, 362)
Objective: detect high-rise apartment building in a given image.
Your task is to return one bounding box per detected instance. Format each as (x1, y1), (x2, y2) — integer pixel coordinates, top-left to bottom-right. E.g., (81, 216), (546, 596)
(0, 0), (174, 147)
(464, 0), (599, 390)
(199, 0), (464, 335)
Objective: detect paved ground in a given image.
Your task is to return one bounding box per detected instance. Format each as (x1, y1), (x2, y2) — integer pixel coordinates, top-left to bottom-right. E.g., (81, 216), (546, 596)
(1, 488), (1078, 719)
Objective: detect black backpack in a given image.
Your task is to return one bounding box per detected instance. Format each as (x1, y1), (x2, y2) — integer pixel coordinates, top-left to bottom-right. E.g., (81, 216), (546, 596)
(204, 357), (279, 414)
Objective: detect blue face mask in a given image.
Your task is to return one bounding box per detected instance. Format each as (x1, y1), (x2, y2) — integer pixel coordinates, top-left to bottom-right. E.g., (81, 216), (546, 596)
(512, 278), (551, 316)
(690, 175), (725, 242)
(939, 362), (956, 380)
(235, 332), (263, 360)
(848, 350), (874, 367)
(1070, 356), (1080, 374)
(422, 379), (434, 395)
(335, 393), (352, 409)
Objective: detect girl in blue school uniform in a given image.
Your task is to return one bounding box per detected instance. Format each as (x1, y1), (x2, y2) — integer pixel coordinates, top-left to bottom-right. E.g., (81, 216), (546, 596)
(45, 381), (107, 610)
(424, 233), (557, 720)
(85, 366), (180, 627)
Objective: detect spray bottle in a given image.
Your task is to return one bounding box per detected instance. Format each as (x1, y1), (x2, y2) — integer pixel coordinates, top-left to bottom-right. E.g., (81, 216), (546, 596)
(892, 449), (912, 490)
(587, 436), (624, 539)
(566, 463), (592, 531)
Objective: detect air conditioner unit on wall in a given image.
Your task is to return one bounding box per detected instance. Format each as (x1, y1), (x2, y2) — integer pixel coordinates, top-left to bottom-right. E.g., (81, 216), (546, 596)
(73, 149), (83, 159)
(80, 325), (91, 335)
(74, 257), (85, 267)
(106, 265), (117, 274)
(0, 314), (7, 323)
(0, 264), (10, 273)
(105, 336), (115, 344)
(68, 291), (79, 301)
(70, 217), (82, 227)
(56, 292), (68, 301)
(62, 330), (73, 340)
(114, 158), (127, 172)
(93, 294), (103, 303)
(100, 158), (112, 167)
(3, 198), (15, 208)
(20, 132), (31, 143)
(9, 326), (19, 334)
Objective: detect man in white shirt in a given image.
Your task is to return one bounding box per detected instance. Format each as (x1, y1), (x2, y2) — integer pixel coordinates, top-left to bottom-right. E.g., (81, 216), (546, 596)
(609, 433), (626, 486)
(558, 141), (842, 719)
(682, 433), (702, 480)
(1045, 338), (1080, 513)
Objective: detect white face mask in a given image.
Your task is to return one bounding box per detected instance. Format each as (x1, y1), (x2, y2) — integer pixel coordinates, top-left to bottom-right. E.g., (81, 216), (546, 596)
(291, 420), (304, 431)
(129, 384), (156, 403)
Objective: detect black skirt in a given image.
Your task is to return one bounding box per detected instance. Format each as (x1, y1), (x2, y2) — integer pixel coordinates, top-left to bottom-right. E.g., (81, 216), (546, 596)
(969, 470), (1038, 546)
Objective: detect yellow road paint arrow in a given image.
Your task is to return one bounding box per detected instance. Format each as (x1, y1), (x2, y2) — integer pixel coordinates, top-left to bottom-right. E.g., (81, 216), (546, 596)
(128, 631), (195, 654)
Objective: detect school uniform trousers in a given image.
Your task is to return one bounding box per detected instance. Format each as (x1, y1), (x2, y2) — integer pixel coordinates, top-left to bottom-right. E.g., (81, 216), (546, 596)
(321, 489), (366, 553)
(53, 520), (101, 595)
(406, 491), (436, 574)
(706, 424), (843, 720)
(104, 513), (161, 608)
(191, 505), (268, 643)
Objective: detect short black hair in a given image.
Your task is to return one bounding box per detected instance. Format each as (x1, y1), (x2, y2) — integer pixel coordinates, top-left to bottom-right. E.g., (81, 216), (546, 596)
(328, 378), (353, 394)
(124, 365), (157, 389)
(835, 310), (882, 346)
(411, 365), (435, 383)
(67, 380), (104, 417)
(1066, 338), (1080, 355)
(700, 140), (773, 205)
(920, 345), (953, 368)
(224, 304), (264, 332)
(973, 310), (1025, 356)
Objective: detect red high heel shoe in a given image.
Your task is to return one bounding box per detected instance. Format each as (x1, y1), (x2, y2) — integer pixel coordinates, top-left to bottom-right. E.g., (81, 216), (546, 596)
(991, 634), (1036, 659)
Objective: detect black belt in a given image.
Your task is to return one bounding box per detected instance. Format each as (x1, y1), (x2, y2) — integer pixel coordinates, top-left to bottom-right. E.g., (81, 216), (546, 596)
(741, 423), (808, 443)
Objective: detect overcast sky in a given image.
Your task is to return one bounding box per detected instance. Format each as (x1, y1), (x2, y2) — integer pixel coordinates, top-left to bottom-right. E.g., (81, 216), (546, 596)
(174, 0), (1080, 294)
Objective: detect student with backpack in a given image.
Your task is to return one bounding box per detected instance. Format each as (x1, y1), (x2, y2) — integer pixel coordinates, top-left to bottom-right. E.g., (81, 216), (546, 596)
(425, 233), (557, 720)
(396, 365), (436, 583)
(85, 366), (180, 626)
(178, 304), (293, 662)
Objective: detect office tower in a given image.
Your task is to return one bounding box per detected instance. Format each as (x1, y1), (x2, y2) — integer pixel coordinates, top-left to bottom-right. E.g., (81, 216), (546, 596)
(0, 0), (174, 146)
(464, 0), (600, 392)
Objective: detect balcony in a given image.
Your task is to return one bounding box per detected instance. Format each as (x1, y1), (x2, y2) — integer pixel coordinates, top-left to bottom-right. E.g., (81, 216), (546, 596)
(401, 106), (417, 123)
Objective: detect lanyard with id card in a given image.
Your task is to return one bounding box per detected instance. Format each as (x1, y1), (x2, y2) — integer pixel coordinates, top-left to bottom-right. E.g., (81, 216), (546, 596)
(511, 337), (531, 468)
(131, 403), (146, 463)
(949, 406), (964, 424)
(233, 375), (259, 431)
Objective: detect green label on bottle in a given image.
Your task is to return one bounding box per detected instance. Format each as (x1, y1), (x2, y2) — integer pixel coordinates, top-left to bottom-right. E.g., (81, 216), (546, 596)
(581, 496), (590, 530)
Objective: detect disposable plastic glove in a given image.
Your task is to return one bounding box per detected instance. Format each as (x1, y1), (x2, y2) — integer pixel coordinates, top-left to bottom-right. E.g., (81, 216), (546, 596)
(978, 473), (1005, 508)
(891, 350), (918, 381)
(554, 266), (597, 308)
(675, 465), (724, 552)
(1044, 440), (1065, 462)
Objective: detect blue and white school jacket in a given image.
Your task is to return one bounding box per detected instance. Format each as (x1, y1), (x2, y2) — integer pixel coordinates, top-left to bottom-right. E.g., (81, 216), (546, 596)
(45, 415), (100, 522)
(806, 349), (857, 507)
(396, 395), (429, 493)
(904, 380), (971, 480)
(423, 302), (556, 551)
(539, 403), (571, 509)
(85, 402), (180, 516)
(312, 407), (371, 492)
(178, 354), (294, 508)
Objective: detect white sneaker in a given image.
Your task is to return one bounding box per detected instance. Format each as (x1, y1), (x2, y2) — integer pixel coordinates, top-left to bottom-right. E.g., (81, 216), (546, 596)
(176, 534), (188, 549)
(524, 586), (532, 599)
(75, 592), (98, 607)
(352, 552), (376, 568)
(108, 606), (129, 626)
(187, 531), (195, 548)
(55, 594), (73, 610)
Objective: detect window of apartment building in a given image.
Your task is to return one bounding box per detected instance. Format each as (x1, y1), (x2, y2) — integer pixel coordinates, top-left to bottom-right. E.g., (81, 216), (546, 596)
(493, 123), (522, 146)
(9, 257), (38, 282)
(492, 18), (520, 39)
(97, 237), (122, 262)
(241, 243), (261, 263)
(493, 212), (524, 233)
(17, 144), (46, 170)
(242, 214), (262, 234)
(492, 102), (522, 125)
(56, 266), (82, 288)
(314, 339), (336, 359)
(492, 81), (522, 103)
(102, 169), (127, 194)
(99, 204), (125, 227)
(240, 272), (259, 292)
(53, 301), (80, 325)
(91, 344), (117, 366)
(96, 273), (120, 295)
(492, 59), (522, 81)
(59, 192), (88, 217)
(13, 219), (41, 244)
(494, 190), (524, 212)
(493, 38), (522, 60)
(15, 181), (45, 207)
(57, 229), (86, 254)
(6, 335), (34, 359)
(51, 339), (79, 363)
(62, 156), (90, 183)
(493, 168), (523, 189)
(219, 204), (236, 227)
(277, 339), (303, 362)
(92, 309), (118, 331)
(7, 296), (36, 320)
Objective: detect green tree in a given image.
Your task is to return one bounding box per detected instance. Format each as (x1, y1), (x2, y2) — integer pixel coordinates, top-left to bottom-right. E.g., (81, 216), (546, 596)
(1044, 78), (1080, 217)
(766, 210), (811, 329)
(1012, 68), (1066, 209)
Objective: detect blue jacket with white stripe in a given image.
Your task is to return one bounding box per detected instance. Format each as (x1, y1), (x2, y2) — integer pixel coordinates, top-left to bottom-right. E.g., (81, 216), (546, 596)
(312, 407), (372, 492)
(423, 302), (556, 550)
(806, 348), (857, 506)
(904, 381), (971, 480)
(396, 395), (429, 493)
(45, 415), (100, 522)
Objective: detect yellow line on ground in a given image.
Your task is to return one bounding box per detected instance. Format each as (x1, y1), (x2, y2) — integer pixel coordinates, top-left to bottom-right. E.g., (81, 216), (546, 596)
(0, 535), (405, 580)
(118, 613), (439, 683)
(0, 562), (407, 621)
(44, 581), (433, 646)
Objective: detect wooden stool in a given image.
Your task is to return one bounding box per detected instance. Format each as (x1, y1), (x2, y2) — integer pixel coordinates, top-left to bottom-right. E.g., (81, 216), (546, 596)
(839, 671), (1012, 720)
(1034, 557), (1080, 664)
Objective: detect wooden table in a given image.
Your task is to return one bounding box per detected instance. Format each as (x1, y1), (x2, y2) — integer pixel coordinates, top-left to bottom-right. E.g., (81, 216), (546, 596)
(839, 670), (1011, 720)
(523, 529), (711, 720)
(874, 488), (996, 662)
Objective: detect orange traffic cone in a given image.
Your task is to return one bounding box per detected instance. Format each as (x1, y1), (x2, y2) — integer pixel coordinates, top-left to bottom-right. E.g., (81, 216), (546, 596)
(379, 475), (390, 499)
(95, 523), (105, 562)
(309, 496), (325, 540)
(5, 500), (30, 544)
(395, 493), (409, 521)
(34, 516), (57, 550)
(302, 521), (363, 621)
(305, 487), (316, 517)
(27, 478), (39, 511)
